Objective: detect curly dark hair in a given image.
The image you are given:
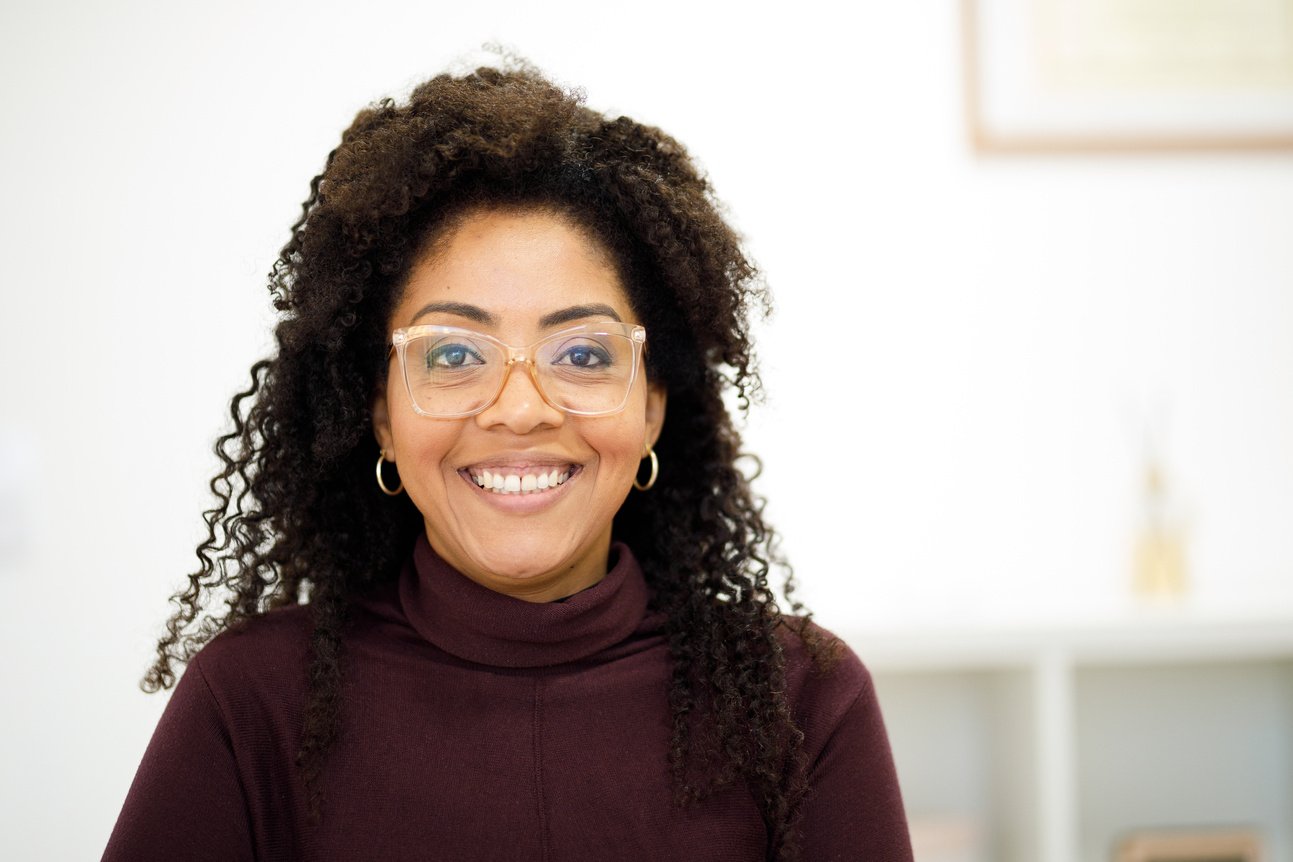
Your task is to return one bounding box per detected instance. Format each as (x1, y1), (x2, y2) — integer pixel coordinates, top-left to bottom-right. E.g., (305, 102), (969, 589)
(142, 62), (837, 861)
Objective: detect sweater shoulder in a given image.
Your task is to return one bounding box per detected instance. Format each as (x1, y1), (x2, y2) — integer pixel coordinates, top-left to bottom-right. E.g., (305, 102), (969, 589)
(190, 602), (315, 699)
(775, 615), (870, 691)
(774, 616), (877, 757)
(189, 579), (404, 698)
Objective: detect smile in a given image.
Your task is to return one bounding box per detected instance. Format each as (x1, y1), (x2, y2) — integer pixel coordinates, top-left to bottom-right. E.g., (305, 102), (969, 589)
(464, 465), (578, 496)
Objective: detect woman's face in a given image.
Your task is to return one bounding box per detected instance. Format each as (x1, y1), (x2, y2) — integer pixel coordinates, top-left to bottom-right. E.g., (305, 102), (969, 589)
(372, 209), (666, 602)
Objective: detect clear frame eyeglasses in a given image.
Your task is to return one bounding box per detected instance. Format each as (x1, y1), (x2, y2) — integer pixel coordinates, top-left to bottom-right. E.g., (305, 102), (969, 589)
(387, 321), (647, 419)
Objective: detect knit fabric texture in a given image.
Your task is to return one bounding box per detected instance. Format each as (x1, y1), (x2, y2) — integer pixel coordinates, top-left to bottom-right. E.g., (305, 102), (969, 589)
(103, 538), (913, 861)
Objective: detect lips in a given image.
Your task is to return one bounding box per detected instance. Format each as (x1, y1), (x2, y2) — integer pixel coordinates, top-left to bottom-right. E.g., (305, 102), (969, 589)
(466, 465), (577, 495)
(455, 453), (583, 498)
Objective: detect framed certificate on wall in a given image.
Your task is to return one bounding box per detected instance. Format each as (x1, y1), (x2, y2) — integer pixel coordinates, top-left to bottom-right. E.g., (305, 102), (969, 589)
(965, 0), (1293, 151)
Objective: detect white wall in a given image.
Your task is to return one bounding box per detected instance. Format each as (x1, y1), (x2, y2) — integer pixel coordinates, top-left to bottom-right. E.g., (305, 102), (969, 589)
(1, 1), (1290, 858)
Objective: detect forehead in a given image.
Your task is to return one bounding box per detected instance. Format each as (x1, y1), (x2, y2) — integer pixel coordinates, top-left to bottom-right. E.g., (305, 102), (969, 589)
(394, 209), (634, 330)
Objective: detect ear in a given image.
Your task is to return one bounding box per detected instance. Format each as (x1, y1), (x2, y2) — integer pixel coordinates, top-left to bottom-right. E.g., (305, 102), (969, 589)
(644, 383), (667, 452)
(372, 381), (395, 460)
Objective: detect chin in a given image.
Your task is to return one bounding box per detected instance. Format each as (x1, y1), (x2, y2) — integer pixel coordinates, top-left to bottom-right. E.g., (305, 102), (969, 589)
(458, 532), (582, 582)
(476, 552), (561, 582)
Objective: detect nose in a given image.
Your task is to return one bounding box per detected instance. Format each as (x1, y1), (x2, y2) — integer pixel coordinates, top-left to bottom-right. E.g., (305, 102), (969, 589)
(475, 360), (564, 434)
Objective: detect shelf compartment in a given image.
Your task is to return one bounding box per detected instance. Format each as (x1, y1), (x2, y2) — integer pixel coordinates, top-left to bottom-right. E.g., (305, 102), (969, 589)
(1074, 659), (1293, 862)
(873, 667), (1039, 862)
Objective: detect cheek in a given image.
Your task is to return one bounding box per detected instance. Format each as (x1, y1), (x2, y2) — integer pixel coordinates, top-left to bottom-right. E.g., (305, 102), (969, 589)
(587, 382), (653, 470)
(390, 414), (461, 477)
(586, 416), (648, 477)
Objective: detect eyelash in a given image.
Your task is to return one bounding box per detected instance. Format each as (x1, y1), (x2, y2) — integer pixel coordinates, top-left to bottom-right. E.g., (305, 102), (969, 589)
(553, 344), (611, 367)
(425, 343), (484, 368)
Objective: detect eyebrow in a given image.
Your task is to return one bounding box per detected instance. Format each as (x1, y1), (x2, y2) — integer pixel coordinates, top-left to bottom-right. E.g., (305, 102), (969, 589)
(539, 303), (623, 328)
(410, 302), (498, 326)
(410, 301), (623, 328)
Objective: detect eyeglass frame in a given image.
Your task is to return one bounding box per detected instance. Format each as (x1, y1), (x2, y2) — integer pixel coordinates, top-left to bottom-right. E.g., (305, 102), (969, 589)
(386, 321), (648, 419)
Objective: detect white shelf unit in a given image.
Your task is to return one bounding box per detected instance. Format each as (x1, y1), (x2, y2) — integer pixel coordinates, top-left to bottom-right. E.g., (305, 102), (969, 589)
(849, 611), (1293, 862)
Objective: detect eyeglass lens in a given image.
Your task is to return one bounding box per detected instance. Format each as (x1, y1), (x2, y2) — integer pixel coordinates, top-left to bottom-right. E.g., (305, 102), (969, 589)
(401, 330), (638, 416)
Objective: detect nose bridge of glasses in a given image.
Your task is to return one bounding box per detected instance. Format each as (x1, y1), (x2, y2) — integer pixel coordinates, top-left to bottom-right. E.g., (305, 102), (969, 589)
(493, 347), (548, 406)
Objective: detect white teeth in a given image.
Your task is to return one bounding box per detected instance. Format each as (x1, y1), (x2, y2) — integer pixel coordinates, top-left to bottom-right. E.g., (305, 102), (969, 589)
(469, 467), (574, 495)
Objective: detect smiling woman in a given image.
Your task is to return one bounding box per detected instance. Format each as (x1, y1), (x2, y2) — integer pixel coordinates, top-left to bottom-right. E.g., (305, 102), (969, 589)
(101, 63), (913, 862)
(373, 210), (666, 601)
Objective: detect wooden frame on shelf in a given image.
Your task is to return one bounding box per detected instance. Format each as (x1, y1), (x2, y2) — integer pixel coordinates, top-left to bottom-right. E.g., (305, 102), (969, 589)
(1115, 827), (1263, 862)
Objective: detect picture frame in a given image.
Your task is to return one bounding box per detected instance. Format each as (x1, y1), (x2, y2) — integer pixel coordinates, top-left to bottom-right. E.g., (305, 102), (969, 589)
(964, 0), (1293, 152)
(1114, 828), (1263, 862)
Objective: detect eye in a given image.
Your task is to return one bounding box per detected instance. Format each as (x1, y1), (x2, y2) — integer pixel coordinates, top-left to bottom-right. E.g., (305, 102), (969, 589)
(425, 341), (486, 369)
(553, 342), (612, 368)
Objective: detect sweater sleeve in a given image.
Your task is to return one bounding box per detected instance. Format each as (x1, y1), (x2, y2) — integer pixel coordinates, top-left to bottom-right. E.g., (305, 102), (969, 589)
(797, 661), (914, 862)
(101, 655), (255, 862)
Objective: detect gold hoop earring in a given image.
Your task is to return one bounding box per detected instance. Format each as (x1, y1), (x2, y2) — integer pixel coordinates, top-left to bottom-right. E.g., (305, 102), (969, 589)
(376, 450), (404, 496)
(633, 447), (658, 492)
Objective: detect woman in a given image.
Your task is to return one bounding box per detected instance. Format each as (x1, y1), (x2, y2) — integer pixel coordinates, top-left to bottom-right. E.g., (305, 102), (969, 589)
(103, 64), (912, 862)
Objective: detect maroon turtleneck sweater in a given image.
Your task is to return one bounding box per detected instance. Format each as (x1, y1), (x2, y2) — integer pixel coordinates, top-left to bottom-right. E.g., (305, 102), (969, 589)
(103, 539), (912, 861)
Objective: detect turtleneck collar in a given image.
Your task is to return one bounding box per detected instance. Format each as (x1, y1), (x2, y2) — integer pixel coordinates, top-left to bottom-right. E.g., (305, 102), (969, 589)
(398, 534), (650, 668)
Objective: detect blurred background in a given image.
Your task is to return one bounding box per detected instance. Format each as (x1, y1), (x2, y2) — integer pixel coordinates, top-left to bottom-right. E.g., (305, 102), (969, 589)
(1, 1), (1290, 860)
